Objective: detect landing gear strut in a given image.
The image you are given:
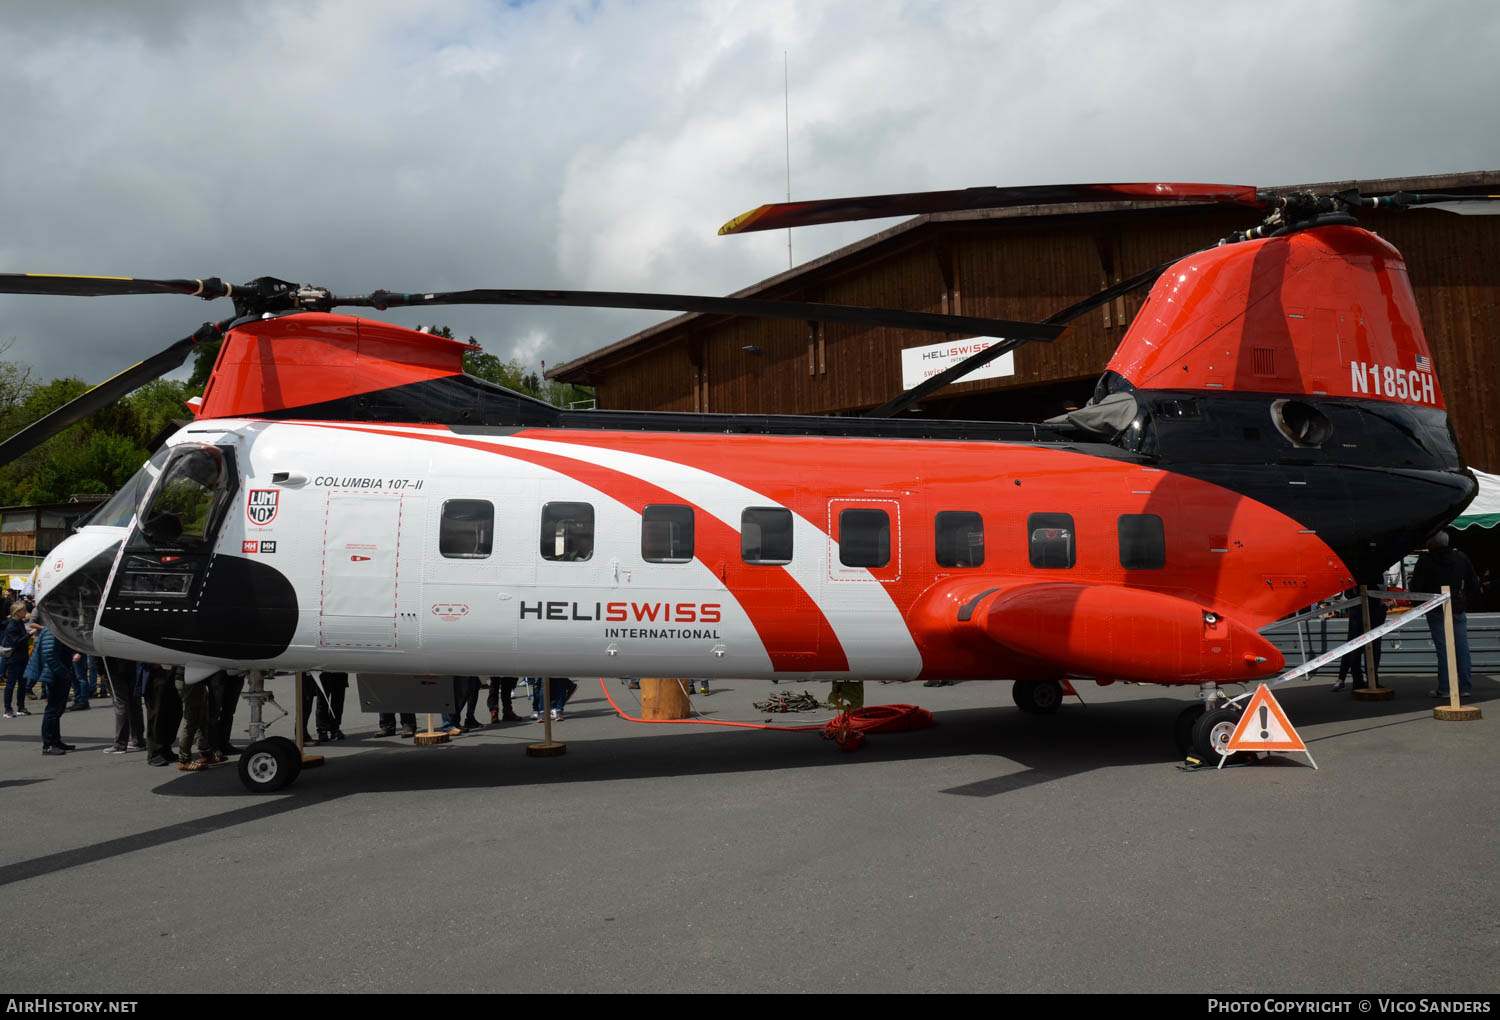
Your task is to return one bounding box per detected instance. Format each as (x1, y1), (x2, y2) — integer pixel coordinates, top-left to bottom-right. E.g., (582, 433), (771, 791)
(236, 671), (302, 792)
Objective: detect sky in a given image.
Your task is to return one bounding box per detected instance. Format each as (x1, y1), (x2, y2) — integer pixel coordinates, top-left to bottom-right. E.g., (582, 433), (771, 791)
(1, 0), (1497, 388)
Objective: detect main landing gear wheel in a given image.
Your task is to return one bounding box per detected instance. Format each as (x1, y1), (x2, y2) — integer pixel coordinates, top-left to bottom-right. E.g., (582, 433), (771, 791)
(1012, 677), (1064, 714)
(238, 738), (302, 792)
(1190, 706), (1241, 764)
(1174, 703), (1207, 756)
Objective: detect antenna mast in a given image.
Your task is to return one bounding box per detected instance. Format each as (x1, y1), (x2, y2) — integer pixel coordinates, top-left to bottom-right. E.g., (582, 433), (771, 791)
(784, 51), (792, 270)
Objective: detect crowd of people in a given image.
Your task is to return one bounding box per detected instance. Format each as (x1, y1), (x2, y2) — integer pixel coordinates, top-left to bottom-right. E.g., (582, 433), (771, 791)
(3, 588), (582, 769)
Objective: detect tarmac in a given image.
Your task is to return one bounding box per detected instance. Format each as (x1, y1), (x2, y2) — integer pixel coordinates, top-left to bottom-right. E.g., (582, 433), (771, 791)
(0, 671), (1496, 995)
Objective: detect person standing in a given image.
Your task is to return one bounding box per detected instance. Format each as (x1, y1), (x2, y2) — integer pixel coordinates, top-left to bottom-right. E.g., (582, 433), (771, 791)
(487, 676), (521, 723)
(176, 669), (217, 771)
(1412, 530), (1481, 699)
(301, 671), (348, 744)
(103, 657), (145, 754)
(442, 676), (481, 734)
(2, 603), (33, 718)
(207, 669), (245, 755)
(68, 653), (96, 711)
(1331, 577), (1387, 692)
(143, 663), (183, 767)
(26, 625), (77, 755)
(375, 711), (418, 738)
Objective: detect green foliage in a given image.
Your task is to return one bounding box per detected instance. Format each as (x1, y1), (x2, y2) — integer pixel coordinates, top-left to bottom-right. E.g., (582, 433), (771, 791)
(187, 341), (220, 390)
(126, 379), (196, 443)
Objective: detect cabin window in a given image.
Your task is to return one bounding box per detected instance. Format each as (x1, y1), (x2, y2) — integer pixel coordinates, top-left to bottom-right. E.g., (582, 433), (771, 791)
(1028, 513), (1075, 569)
(642, 504), (694, 563)
(839, 508), (890, 568)
(935, 511), (984, 568)
(540, 502), (594, 561)
(440, 500), (493, 559)
(1118, 513), (1166, 570)
(742, 507), (793, 564)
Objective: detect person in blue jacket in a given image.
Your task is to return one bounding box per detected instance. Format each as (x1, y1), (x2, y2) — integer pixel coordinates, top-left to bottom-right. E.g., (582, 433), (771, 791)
(25, 624), (77, 755)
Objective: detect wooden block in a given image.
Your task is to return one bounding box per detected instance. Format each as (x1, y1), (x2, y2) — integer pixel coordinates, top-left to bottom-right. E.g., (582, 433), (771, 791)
(1352, 687), (1395, 701)
(640, 677), (693, 720)
(1433, 705), (1482, 722)
(526, 741), (567, 757)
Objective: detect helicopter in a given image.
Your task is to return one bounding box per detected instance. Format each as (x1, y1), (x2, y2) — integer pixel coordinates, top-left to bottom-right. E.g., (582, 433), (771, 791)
(3, 180), (1488, 792)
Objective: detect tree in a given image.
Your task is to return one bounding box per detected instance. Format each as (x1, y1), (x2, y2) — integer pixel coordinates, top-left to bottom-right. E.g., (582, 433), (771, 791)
(126, 379), (196, 444)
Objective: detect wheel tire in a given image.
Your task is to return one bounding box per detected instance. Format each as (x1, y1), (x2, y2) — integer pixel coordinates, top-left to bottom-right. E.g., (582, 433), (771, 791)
(237, 738), (301, 793)
(1013, 677), (1064, 714)
(1190, 706), (1241, 764)
(1174, 703), (1207, 756)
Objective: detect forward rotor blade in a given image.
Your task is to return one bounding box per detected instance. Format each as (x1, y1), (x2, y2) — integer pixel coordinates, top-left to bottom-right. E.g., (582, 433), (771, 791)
(0, 320), (229, 464)
(344, 288), (1066, 342)
(720, 183), (1262, 235)
(867, 260), (1175, 418)
(0, 273), (232, 300)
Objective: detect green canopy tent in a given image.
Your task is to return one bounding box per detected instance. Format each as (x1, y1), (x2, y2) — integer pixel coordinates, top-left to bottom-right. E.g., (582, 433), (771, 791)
(1453, 469), (1500, 530)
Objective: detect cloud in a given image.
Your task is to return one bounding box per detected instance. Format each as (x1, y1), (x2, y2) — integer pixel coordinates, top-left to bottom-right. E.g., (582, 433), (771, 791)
(0, 0), (1496, 391)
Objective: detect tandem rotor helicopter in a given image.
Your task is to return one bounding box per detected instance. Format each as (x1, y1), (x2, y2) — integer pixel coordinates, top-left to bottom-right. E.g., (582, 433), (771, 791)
(2, 179), (1490, 791)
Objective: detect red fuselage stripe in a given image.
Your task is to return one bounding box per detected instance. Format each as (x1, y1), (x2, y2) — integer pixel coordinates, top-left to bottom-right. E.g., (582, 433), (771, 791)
(314, 423), (851, 672)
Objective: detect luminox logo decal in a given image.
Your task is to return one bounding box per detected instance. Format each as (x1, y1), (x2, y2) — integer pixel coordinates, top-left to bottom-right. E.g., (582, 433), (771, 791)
(247, 488), (280, 526)
(432, 603), (469, 621)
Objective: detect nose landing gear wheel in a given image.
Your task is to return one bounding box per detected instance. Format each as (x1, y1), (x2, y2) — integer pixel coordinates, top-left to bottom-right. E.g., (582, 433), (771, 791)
(238, 737), (302, 792)
(1012, 677), (1064, 714)
(1174, 703), (1207, 756)
(1190, 706), (1242, 765)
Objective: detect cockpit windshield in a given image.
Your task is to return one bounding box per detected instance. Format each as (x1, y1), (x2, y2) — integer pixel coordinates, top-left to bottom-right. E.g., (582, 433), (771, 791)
(87, 446), (172, 529)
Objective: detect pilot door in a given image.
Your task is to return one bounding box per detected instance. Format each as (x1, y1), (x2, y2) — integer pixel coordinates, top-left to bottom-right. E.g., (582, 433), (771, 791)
(100, 443), (299, 661)
(319, 493), (407, 649)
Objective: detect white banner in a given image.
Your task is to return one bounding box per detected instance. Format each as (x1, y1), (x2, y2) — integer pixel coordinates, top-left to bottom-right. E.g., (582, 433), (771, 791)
(900, 337), (1014, 391)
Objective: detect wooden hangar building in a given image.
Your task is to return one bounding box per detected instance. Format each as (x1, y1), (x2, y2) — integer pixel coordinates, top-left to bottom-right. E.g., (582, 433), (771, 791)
(548, 171), (1500, 473)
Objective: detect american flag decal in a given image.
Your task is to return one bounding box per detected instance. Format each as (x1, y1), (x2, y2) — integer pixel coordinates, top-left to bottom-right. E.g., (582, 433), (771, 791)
(1415, 354), (1432, 371)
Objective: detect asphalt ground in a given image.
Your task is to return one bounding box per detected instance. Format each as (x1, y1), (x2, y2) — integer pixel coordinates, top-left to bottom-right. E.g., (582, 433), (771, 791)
(0, 671), (1496, 995)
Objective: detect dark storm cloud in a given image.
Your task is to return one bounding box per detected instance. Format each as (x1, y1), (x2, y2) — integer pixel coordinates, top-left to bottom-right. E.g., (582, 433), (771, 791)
(1, 0), (1496, 392)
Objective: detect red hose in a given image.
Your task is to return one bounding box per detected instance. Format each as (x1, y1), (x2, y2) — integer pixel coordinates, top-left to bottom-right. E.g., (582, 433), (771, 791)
(596, 680), (935, 751)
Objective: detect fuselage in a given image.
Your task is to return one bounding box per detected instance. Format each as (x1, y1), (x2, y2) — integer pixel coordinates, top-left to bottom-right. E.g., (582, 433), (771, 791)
(37, 406), (1469, 685)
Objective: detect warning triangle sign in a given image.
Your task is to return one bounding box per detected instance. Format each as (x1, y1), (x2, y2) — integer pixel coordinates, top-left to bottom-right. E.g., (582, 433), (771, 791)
(1226, 685), (1307, 753)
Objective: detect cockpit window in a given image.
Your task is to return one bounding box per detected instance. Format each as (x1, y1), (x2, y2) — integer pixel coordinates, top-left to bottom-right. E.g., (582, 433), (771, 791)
(139, 445), (232, 549)
(89, 447), (172, 529)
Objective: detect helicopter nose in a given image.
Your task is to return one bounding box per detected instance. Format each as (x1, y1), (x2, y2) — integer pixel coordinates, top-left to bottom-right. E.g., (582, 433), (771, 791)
(35, 531), (124, 655)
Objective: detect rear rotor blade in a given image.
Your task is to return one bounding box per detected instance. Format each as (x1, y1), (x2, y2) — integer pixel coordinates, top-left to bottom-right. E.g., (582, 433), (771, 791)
(720, 182), (1262, 235)
(867, 260), (1176, 418)
(1361, 191), (1500, 214)
(344, 288), (1066, 342)
(0, 320), (229, 463)
(0, 273), (232, 300)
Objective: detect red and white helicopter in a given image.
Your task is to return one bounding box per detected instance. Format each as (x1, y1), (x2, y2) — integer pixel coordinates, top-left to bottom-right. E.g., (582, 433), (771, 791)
(3, 182), (1484, 791)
